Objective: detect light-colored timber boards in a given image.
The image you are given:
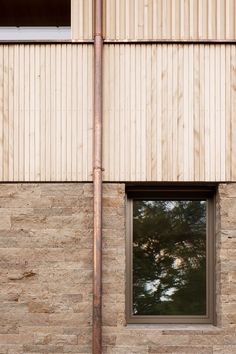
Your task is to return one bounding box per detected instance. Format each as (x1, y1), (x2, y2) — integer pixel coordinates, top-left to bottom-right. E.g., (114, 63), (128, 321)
(72, 0), (93, 40)
(103, 0), (236, 41)
(0, 44), (93, 181)
(0, 44), (236, 182)
(103, 44), (236, 182)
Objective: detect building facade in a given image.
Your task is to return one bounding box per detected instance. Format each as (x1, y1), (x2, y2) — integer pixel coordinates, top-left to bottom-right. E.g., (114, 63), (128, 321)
(0, 1), (236, 353)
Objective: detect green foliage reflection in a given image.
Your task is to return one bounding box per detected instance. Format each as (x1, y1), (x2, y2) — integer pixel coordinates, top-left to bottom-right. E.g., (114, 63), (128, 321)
(133, 200), (206, 316)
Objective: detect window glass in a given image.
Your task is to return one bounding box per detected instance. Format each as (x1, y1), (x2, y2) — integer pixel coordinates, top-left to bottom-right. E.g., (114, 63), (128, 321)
(133, 199), (207, 317)
(0, 0), (70, 27)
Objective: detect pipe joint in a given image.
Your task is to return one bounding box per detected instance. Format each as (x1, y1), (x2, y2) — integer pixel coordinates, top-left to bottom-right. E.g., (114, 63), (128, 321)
(93, 166), (104, 171)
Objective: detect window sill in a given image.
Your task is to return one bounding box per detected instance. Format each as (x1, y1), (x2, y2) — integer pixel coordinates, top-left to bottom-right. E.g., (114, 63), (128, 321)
(125, 324), (221, 334)
(0, 27), (71, 40)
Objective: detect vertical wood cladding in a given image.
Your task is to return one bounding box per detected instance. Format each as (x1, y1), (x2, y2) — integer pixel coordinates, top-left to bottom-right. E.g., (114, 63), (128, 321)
(71, 0), (93, 40)
(0, 43), (235, 182)
(0, 44), (93, 181)
(103, 44), (236, 182)
(104, 0), (236, 41)
(72, 0), (236, 41)
(0, 44), (236, 182)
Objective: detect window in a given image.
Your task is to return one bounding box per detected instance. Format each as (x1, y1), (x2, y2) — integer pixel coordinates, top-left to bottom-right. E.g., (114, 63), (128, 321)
(0, 0), (71, 40)
(126, 187), (215, 324)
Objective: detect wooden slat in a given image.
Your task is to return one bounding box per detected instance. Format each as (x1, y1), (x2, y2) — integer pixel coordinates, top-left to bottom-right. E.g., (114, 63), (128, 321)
(24, 44), (30, 181)
(13, 45), (19, 180)
(0, 46), (3, 181)
(3, 45), (9, 181)
(29, 45), (35, 181)
(8, 45), (14, 181)
(193, 45), (200, 181)
(18, 45), (24, 181)
(225, 45), (231, 180)
(40, 45), (46, 181)
(231, 45), (236, 180)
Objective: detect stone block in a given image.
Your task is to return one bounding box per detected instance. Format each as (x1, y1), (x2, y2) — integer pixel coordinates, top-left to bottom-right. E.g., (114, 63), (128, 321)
(213, 346), (236, 354)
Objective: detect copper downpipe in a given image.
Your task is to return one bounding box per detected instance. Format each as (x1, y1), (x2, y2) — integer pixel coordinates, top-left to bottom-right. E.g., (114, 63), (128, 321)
(93, 0), (103, 353)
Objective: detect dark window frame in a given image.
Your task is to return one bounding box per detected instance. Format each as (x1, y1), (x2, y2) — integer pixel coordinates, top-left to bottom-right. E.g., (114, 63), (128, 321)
(126, 187), (216, 324)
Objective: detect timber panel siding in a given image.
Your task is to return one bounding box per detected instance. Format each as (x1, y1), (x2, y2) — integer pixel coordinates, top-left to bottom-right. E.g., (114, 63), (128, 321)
(104, 0), (236, 41)
(0, 44), (236, 182)
(103, 44), (236, 182)
(0, 44), (93, 182)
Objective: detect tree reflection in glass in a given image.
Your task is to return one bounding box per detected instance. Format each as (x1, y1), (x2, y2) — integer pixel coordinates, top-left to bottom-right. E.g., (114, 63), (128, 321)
(133, 200), (206, 316)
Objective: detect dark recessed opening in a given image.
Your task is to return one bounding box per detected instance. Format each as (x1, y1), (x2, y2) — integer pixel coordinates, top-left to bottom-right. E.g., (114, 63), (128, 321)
(0, 0), (70, 27)
(126, 187), (215, 324)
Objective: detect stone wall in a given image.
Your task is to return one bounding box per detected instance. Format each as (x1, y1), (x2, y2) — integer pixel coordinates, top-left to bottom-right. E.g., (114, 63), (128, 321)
(0, 184), (93, 354)
(0, 183), (236, 354)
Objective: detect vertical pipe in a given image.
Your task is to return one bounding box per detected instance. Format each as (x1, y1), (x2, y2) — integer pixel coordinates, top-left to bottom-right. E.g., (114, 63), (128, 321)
(93, 0), (103, 353)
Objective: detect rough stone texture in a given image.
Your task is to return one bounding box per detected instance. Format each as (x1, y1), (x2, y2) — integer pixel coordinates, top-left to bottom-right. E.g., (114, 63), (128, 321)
(1, 183), (236, 354)
(0, 183), (93, 354)
(102, 183), (236, 354)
